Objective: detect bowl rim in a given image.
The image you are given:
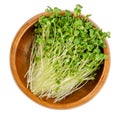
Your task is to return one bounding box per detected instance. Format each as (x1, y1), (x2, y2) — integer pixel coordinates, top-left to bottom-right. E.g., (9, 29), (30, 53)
(10, 12), (110, 109)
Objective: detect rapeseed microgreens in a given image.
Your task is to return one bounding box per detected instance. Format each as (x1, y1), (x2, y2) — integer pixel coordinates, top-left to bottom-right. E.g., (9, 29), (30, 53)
(26, 4), (110, 102)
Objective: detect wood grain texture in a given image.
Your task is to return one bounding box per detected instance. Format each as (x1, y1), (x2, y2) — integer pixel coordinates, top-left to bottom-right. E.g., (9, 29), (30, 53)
(10, 12), (110, 109)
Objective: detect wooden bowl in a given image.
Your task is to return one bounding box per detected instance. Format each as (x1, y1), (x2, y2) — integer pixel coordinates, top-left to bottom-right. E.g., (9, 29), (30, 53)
(10, 12), (110, 109)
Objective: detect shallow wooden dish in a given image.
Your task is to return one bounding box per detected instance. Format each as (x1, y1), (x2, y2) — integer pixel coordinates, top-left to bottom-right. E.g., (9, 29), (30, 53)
(10, 12), (110, 109)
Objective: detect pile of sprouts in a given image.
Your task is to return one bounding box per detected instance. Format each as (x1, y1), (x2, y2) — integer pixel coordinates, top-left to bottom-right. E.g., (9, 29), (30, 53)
(26, 4), (110, 102)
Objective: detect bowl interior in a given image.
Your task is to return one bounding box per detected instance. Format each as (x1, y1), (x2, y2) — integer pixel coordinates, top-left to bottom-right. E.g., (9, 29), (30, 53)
(10, 14), (110, 109)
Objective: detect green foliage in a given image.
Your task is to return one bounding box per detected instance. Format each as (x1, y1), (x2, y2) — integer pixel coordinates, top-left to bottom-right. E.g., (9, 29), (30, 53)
(26, 4), (110, 102)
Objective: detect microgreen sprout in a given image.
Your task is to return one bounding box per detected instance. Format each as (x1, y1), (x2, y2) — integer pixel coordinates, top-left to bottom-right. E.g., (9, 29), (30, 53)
(26, 4), (110, 102)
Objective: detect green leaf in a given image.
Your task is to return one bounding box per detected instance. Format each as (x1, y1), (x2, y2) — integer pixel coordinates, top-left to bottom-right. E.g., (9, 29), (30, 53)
(74, 30), (79, 36)
(89, 29), (94, 38)
(86, 14), (92, 18)
(35, 38), (42, 44)
(65, 10), (71, 16)
(74, 38), (80, 44)
(56, 79), (61, 84)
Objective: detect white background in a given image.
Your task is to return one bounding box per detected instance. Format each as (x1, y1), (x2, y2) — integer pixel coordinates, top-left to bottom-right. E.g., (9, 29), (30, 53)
(0, 0), (119, 119)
